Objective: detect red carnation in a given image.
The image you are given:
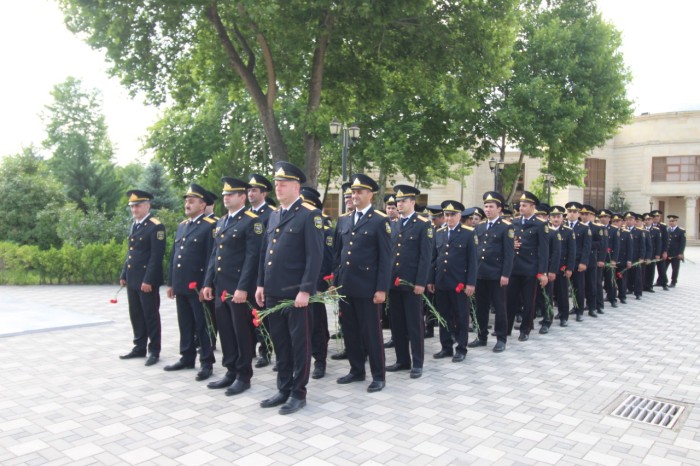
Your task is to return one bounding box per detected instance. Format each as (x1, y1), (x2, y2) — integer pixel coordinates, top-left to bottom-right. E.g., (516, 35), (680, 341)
(253, 318), (261, 327)
(455, 283), (465, 293)
(560, 265), (566, 272)
(252, 309), (259, 319)
(323, 273), (335, 282)
(188, 281), (198, 290)
(607, 248), (612, 253)
(616, 272), (622, 279)
(394, 277), (401, 287)
(536, 273), (543, 279)
(221, 290), (228, 302)
(109, 299), (118, 304)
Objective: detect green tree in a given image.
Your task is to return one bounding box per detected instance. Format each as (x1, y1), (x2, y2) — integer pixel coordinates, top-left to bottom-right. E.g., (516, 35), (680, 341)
(608, 187), (630, 213)
(138, 162), (180, 212)
(59, 0), (519, 187)
(42, 77), (123, 212)
(0, 147), (65, 248)
(56, 197), (131, 247)
(471, 0), (633, 203)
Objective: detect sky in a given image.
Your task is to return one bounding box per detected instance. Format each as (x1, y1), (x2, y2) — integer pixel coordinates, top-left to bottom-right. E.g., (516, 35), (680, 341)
(1, 0), (699, 166)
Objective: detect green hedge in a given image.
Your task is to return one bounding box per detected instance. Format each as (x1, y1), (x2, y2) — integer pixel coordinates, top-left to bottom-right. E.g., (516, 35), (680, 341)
(0, 240), (127, 285)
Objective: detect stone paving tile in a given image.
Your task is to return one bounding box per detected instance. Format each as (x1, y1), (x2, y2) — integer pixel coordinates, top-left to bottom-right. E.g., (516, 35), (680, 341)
(1, 249), (700, 464)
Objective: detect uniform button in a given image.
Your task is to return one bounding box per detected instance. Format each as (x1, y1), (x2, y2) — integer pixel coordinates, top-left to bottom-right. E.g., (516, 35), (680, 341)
(444, 260), (448, 263)
(349, 241), (353, 245)
(445, 252), (449, 255)
(127, 265), (131, 269)
(128, 255), (132, 259)
(182, 237), (186, 241)
(129, 247), (134, 251)
(268, 261), (272, 266)
(270, 250), (274, 254)
(273, 239), (277, 243)
(276, 228), (280, 232)
(351, 232), (355, 236)
(397, 243), (401, 247)
(396, 262), (400, 266)
(396, 253), (399, 256)
(130, 238), (134, 242)
(218, 256), (221, 260)
(348, 251), (352, 255)
(181, 246), (184, 250)
(219, 245), (223, 249)
(217, 267), (221, 272)
(177, 264), (181, 267)
(346, 261), (350, 265)
(221, 234), (224, 238)
(177, 255), (182, 259)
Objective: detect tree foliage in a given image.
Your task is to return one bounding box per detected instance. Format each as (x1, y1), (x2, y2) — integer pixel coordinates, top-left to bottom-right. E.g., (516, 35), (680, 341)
(137, 162), (181, 212)
(42, 77), (123, 212)
(59, 0), (520, 187)
(0, 148), (65, 248)
(471, 0), (633, 202)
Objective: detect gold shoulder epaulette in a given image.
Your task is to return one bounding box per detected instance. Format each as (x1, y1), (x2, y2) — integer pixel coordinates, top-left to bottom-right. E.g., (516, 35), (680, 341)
(593, 222), (603, 226)
(464, 226), (474, 231)
(244, 211), (259, 218)
(149, 217), (161, 225)
(180, 219), (188, 224)
(502, 220), (512, 225)
(536, 217), (546, 222)
(302, 202), (317, 211)
(562, 225), (572, 230)
(203, 217), (216, 224)
(374, 210), (387, 217)
(417, 216), (429, 222)
(479, 219), (487, 224)
(340, 211), (353, 217)
(660, 222), (667, 226)
(437, 225), (447, 231)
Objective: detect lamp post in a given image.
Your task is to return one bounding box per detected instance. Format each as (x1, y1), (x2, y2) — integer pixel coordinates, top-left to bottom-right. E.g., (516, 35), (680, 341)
(619, 195), (625, 213)
(488, 157), (506, 192)
(330, 119), (360, 213)
(543, 173), (555, 205)
(329, 119), (360, 184)
(649, 198), (654, 212)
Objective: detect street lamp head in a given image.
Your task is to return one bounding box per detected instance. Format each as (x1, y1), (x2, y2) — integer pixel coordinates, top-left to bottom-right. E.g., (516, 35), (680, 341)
(329, 119), (341, 137)
(497, 161), (505, 171)
(488, 157), (496, 171)
(349, 123), (360, 141)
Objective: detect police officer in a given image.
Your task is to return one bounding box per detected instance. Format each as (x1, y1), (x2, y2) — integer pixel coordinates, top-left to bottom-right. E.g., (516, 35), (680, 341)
(342, 181), (354, 213)
(548, 206), (576, 326)
(506, 192), (549, 341)
(612, 213), (633, 304)
(651, 210), (670, 290)
(119, 190), (166, 366)
(246, 173), (274, 369)
(565, 202), (592, 321)
(300, 187), (333, 380)
(469, 192), (514, 352)
(202, 177), (263, 396)
(255, 162), (323, 414)
(598, 209), (620, 309)
(579, 205), (606, 317)
(164, 184), (217, 380)
(427, 205), (445, 230)
(386, 185), (433, 378)
(625, 212), (646, 299)
(333, 174), (392, 393)
(384, 194), (399, 221)
(666, 214), (686, 287)
(201, 189), (220, 350)
(643, 213), (662, 293)
(428, 200), (477, 361)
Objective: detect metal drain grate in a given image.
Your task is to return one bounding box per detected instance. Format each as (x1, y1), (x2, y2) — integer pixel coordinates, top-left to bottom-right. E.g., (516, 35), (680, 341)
(611, 395), (685, 429)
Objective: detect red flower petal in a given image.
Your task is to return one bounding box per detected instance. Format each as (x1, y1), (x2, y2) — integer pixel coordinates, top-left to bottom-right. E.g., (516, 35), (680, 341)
(221, 290), (228, 302)
(323, 274), (334, 281)
(109, 299), (117, 304)
(188, 281), (198, 290)
(253, 318), (260, 327)
(394, 277), (401, 287)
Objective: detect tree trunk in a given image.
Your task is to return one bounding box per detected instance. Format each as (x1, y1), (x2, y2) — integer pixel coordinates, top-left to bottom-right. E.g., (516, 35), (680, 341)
(505, 150), (525, 206)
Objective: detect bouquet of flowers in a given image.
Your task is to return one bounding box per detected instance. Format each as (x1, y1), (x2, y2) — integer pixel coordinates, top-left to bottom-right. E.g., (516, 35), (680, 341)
(394, 277), (447, 329)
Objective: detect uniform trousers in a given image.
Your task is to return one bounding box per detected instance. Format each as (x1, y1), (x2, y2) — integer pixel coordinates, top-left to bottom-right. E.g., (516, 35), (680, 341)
(655, 259), (669, 286)
(475, 279), (507, 343)
(595, 266), (605, 310)
(616, 265), (629, 301)
(553, 270), (570, 322)
(571, 267), (585, 314)
(339, 296), (385, 382)
(644, 262), (656, 289)
(310, 301), (329, 365)
(435, 289), (469, 354)
(126, 287), (161, 356)
(604, 264), (618, 304)
(266, 298), (311, 399)
(507, 274), (538, 335)
(584, 263), (599, 311)
(175, 293), (214, 366)
(669, 258), (681, 284)
(215, 294), (255, 382)
(389, 289), (424, 368)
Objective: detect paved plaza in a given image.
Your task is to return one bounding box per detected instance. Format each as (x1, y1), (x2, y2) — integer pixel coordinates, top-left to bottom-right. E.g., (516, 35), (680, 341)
(2, 250), (700, 465)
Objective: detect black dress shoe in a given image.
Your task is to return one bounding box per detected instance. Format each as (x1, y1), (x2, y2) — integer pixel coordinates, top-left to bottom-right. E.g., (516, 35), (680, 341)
(669, 283), (676, 288)
(311, 364), (326, 379)
(260, 391), (289, 408)
(337, 373), (365, 384)
(207, 374), (235, 389)
(119, 350), (146, 360)
(493, 341), (506, 353)
(619, 298), (627, 304)
(514, 324), (520, 330)
(560, 320), (568, 327)
(196, 366), (213, 381)
(272, 362), (279, 372)
(635, 295), (642, 300)
(467, 339), (487, 348)
(576, 314), (583, 322)
(515, 315), (522, 323)
(410, 367), (423, 378)
(554, 313), (560, 319)
(452, 353), (465, 363)
(663, 285), (669, 291)
(539, 326), (549, 334)
(255, 356), (269, 368)
(386, 363), (411, 372)
(645, 288), (656, 293)
(384, 339), (395, 348)
(433, 349), (454, 359)
(588, 310), (598, 318)
(367, 380), (385, 393)
(164, 361), (195, 371)
(145, 355), (159, 366)
(611, 302), (618, 308)
(596, 308), (604, 314)
(225, 380), (251, 396)
(518, 333), (529, 342)
(424, 327), (434, 338)
(330, 350), (348, 360)
(279, 397), (306, 415)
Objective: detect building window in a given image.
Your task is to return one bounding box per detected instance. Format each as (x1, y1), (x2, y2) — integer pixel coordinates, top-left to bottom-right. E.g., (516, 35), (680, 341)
(584, 158), (606, 209)
(652, 156), (700, 182)
(323, 193), (339, 219)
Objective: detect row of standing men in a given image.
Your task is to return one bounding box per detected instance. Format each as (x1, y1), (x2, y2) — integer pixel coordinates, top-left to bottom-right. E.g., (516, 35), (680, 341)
(118, 163), (687, 415)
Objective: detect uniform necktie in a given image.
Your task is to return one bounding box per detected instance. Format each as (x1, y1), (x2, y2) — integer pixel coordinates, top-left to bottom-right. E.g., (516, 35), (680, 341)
(355, 211), (363, 225)
(487, 222), (493, 230)
(131, 222), (139, 234)
(281, 209), (288, 220)
(402, 217), (409, 228)
(448, 228), (452, 240)
(223, 215), (229, 228)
